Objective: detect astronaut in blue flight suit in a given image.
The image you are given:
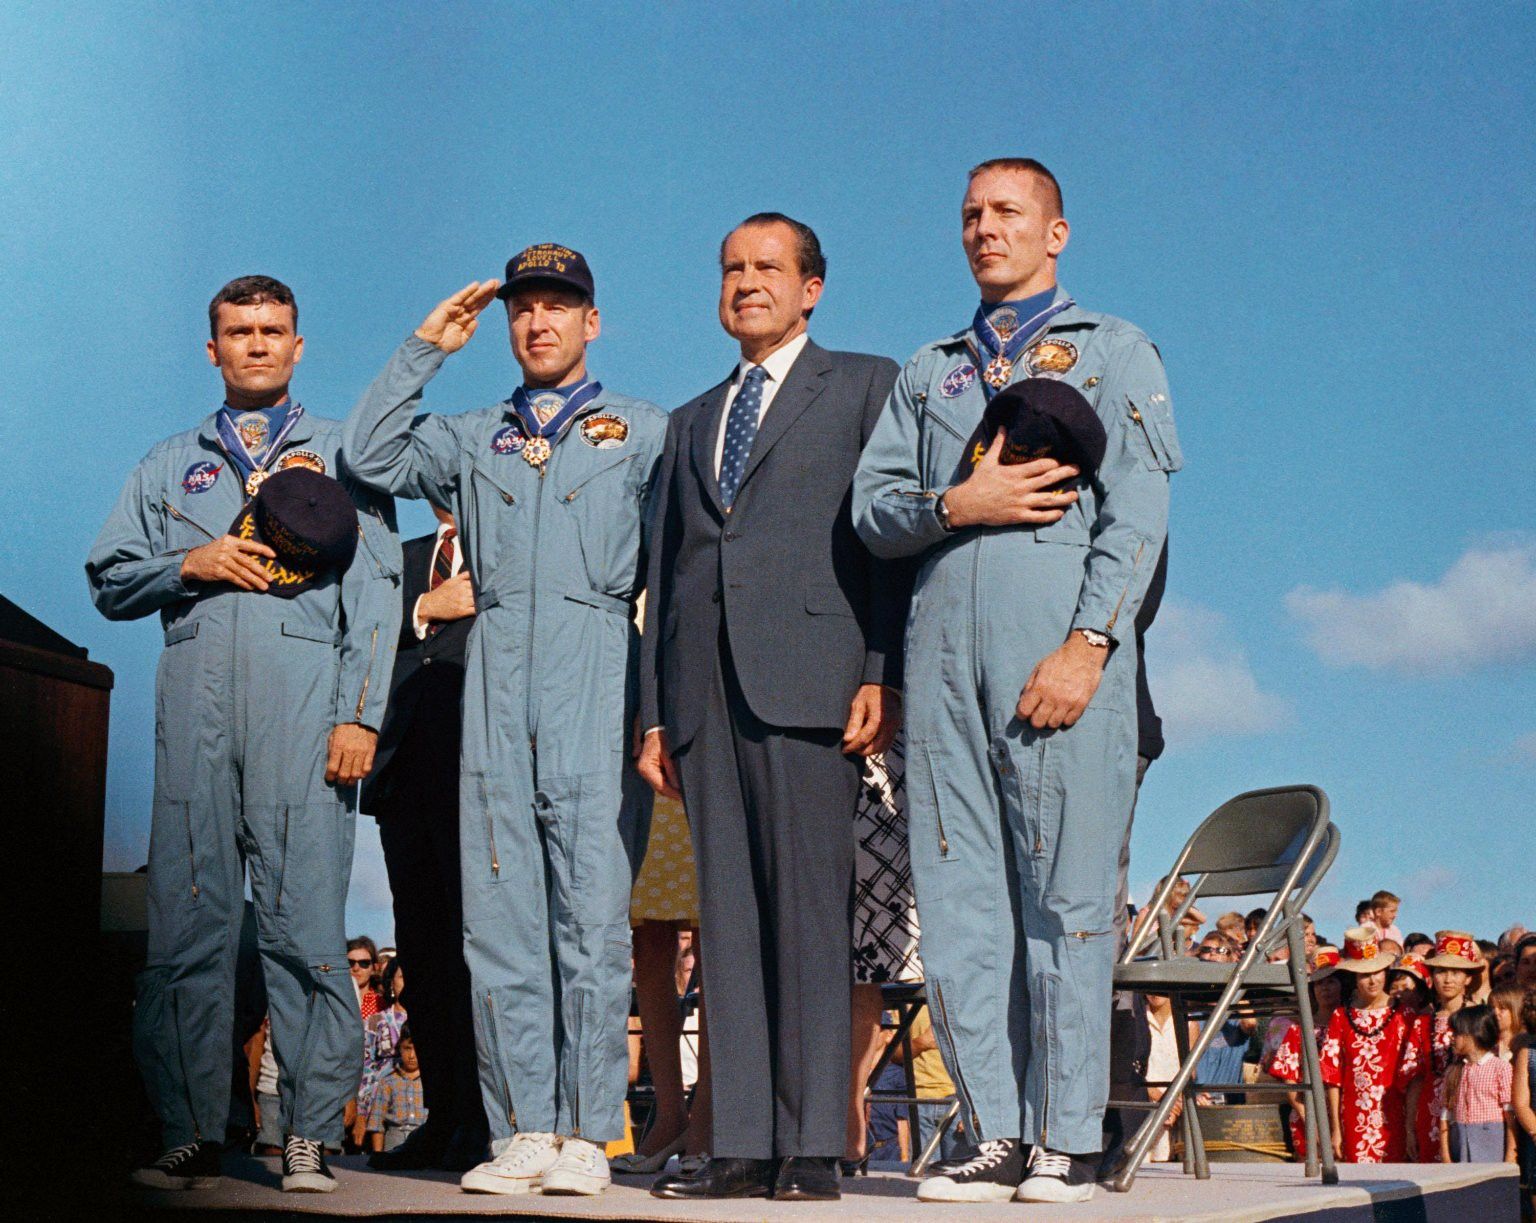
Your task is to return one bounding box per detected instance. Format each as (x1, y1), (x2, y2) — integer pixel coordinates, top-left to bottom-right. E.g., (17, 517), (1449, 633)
(854, 160), (1181, 1205)
(342, 247), (665, 1198)
(87, 276), (402, 1195)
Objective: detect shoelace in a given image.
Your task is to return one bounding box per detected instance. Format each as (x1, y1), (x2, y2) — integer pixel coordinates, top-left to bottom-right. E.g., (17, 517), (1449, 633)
(285, 1137), (323, 1174)
(1028, 1148), (1072, 1178)
(154, 1142), (201, 1169)
(950, 1139), (1014, 1175)
(495, 1133), (558, 1170)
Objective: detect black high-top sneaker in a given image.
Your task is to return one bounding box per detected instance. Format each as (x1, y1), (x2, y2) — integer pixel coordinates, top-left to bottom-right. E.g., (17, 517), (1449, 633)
(129, 1141), (223, 1190)
(282, 1135), (338, 1193)
(1015, 1146), (1099, 1203)
(915, 1138), (1026, 1202)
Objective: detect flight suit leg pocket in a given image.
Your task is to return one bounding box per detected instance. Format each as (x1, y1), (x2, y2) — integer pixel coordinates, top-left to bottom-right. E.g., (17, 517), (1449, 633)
(145, 797), (204, 960)
(994, 728), (1052, 892)
(260, 800), (349, 956)
(535, 772), (631, 934)
(904, 741), (963, 903)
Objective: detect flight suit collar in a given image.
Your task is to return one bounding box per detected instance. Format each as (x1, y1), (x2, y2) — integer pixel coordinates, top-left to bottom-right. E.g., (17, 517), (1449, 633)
(939, 285), (1095, 350)
(195, 402), (318, 448)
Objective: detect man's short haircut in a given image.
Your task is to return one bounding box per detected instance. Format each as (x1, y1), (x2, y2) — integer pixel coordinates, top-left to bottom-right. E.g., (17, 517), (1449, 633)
(722, 212), (827, 282)
(968, 157), (1064, 219)
(209, 275), (296, 339)
(1449, 1003), (1499, 1052)
(1371, 889), (1400, 906)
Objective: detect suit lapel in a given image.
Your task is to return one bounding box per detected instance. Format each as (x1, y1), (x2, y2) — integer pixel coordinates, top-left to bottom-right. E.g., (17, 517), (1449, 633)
(736, 339), (832, 492)
(689, 377), (734, 517)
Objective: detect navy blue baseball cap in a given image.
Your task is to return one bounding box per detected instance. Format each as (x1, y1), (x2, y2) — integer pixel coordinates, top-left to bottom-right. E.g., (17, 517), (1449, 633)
(229, 467), (359, 598)
(495, 243), (595, 302)
(979, 377), (1108, 478)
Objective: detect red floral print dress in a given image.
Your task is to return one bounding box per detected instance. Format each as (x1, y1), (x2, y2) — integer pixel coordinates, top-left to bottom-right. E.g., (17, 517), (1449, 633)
(1319, 1004), (1419, 1162)
(1412, 1011), (1455, 1160)
(1267, 1018), (1322, 1157)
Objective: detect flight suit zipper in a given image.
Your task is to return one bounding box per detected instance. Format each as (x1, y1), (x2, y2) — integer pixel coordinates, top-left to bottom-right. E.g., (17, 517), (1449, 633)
(1105, 539), (1147, 633)
(484, 991), (515, 1125)
(932, 979), (982, 1139)
(161, 499), (217, 542)
(561, 454), (636, 502)
(525, 463), (546, 757)
(485, 807), (500, 878)
(276, 806), (291, 910)
(353, 627), (378, 721)
(183, 806), (199, 899)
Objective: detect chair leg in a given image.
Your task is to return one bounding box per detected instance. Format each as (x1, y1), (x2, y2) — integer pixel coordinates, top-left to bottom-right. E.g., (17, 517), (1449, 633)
(1287, 938), (1338, 1185)
(911, 1099), (959, 1176)
(1173, 997), (1209, 1179)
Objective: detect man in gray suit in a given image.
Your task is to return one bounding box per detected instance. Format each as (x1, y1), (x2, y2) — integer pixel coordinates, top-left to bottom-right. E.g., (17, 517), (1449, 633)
(638, 213), (911, 1202)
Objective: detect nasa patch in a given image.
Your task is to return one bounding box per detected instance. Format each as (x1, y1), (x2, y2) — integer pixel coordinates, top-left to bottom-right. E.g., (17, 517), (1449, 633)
(941, 364), (977, 398)
(490, 422), (527, 455)
(182, 461), (222, 494)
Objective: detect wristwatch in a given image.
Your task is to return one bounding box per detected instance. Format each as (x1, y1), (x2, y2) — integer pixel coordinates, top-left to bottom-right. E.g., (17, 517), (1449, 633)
(935, 491), (955, 532)
(1075, 627), (1112, 650)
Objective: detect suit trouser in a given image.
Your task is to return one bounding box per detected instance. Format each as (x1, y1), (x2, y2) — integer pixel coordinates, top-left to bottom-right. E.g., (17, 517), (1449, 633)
(673, 633), (861, 1159)
(376, 785), (482, 1138)
(136, 771), (359, 1147)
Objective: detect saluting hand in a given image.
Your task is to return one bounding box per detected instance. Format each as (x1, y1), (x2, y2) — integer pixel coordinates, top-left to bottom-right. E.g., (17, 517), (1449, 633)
(181, 535), (277, 592)
(415, 280), (502, 354)
(941, 430), (1081, 529)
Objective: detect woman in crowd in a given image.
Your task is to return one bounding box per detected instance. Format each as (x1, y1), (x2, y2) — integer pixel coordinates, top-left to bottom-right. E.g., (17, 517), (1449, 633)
(845, 740), (922, 1171)
(1266, 945), (1343, 1158)
(1491, 986), (1525, 1062)
(348, 936), (383, 1020)
(613, 791), (712, 1175)
(1511, 990), (1536, 1213)
(1321, 928), (1419, 1163)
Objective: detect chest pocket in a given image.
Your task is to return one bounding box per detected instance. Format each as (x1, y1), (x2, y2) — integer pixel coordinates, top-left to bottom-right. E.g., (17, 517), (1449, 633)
(160, 497), (221, 552)
(558, 454), (639, 593)
(1126, 391), (1182, 473)
(917, 392), (978, 488)
(357, 511), (403, 580)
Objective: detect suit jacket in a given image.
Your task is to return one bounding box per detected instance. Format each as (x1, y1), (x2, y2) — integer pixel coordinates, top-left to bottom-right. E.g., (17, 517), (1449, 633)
(641, 338), (912, 748)
(361, 532), (472, 814)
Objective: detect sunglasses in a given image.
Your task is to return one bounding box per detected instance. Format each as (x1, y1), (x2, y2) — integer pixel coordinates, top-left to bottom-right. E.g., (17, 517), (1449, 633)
(348, 958), (373, 968)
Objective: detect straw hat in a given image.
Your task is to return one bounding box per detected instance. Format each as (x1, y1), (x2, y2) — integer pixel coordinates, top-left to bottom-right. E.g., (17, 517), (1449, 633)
(1309, 945), (1341, 982)
(1335, 926), (1398, 974)
(1423, 930), (1483, 971)
(1389, 953), (1431, 990)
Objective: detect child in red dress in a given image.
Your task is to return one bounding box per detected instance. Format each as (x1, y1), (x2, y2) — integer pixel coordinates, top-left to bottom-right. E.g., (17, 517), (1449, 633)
(1407, 931), (1484, 1162)
(1321, 928), (1419, 1163)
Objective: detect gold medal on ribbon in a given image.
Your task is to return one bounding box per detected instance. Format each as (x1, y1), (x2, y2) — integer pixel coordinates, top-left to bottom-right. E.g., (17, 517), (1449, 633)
(523, 436), (552, 469)
(983, 355), (1014, 390)
(245, 468), (271, 496)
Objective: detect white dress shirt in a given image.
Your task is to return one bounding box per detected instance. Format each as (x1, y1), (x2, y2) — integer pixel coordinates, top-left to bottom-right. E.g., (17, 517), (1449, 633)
(411, 522), (463, 640)
(712, 331), (810, 478)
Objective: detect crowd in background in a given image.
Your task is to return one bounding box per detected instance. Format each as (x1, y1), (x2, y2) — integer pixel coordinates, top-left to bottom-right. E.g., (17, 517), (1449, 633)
(262, 882), (1535, 1208)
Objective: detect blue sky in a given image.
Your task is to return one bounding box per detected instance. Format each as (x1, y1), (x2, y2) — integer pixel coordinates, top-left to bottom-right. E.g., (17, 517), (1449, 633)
(4, 5), (1532, 946)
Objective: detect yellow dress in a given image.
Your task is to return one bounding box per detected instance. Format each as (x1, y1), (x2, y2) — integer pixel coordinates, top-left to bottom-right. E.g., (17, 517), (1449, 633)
(629, 794), (699, 925)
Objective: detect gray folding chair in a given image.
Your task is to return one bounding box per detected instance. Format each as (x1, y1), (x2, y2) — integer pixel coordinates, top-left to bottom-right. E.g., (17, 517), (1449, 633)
(1107, 785), (1339, 1193)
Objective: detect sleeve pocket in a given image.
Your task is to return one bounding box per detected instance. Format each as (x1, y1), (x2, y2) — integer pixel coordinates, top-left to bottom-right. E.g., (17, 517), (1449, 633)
(1127, 392), (1183, 473)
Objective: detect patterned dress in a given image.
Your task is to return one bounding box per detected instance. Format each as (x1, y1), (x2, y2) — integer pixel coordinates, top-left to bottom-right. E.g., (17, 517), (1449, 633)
(1266, 1016), (1328, 1158)
(851, 738), (920, 985)
(1413, 1011), (1455, 1160)
(357, 1005), (408, 1120)
(629, 794), (700, 925)
(1319, 1004), (1419, 1162)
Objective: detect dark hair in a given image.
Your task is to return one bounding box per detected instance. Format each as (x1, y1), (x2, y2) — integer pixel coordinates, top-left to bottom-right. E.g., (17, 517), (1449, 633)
(1477, 939), (1498, 957)
(1405, 932), (1431, 948)
(397, 1024), (413, 1046)
(722, 212), (827, 281)
(1355, 900), (1375, 923)
(1521, 987), (1536, 1037)
(1518, 934), (1536, 960)
(378, 955), (404, 1007)
(1245, 907), (1267, 926)
(968, 158), (1064, 218)
(209, 275), (296, 339)
(1450, 1004), (1499, 1052)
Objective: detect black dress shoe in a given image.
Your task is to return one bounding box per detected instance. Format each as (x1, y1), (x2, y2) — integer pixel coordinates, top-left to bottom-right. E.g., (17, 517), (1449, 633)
(651, 1156), (776, 1199)
(774, 1156), (841, 1201)
(367, 1124), (449, 1170)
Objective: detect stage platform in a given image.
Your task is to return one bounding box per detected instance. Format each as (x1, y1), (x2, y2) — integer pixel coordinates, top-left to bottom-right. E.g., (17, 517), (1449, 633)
(117, 1154), (1520, 1223)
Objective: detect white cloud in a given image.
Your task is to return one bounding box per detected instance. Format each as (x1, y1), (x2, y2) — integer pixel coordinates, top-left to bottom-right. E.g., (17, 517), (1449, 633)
(1286, 544), (1536, 673)
(1147, 600), (1289, 743)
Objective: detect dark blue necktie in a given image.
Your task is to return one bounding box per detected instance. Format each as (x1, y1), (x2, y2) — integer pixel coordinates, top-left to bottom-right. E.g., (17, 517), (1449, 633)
(719, 365), (767, 508)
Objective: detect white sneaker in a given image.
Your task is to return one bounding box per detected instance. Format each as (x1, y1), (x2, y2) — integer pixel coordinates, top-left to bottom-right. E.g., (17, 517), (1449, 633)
(540, 1137), (611, 1196)
(460, 1131), (563, 1195)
